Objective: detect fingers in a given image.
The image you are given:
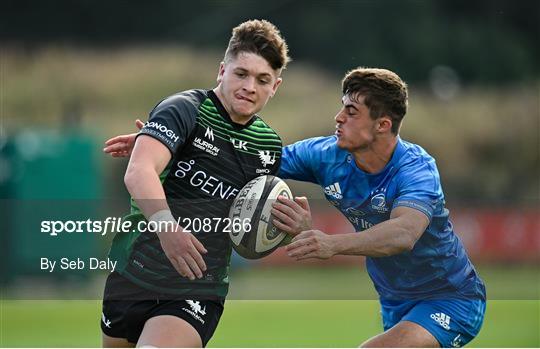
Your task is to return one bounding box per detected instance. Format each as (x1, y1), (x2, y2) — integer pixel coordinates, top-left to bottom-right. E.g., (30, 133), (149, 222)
(177, 236), (207, 279)
(189, 235), (207, 272)
(271, 217), (292, 233)
(287, 241), (317, 258)
(295, 252), (319, 261)
(276, 195), (304, 214)
(183, 254), (203, 279)
(135, 119), (145, 130)
(162, 231), (207, 280)
(170, 256), (194, 280)
(104, 135), (130, 146)
(170, 249), (206, 280)
(294, 196), (311, 212)
(287, 233), (314, 253)
(271, 207), (296, 227)
(191, 235), (208, 255)
(103, 142), (130, 154)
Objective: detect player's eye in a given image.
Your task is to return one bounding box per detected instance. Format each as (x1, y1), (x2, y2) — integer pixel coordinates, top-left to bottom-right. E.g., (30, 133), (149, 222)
(235, 72), (246, 78)
(258, 78), (270, 85)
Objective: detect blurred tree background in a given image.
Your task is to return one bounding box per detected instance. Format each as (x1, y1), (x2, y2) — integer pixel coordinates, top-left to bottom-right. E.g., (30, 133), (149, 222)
(3, 0), (539, 83)
(1, 0), (539, 206)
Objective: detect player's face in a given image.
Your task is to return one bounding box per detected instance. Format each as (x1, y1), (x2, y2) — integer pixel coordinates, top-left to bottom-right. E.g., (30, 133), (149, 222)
(215, 52), (282, 123)
(334, 94), (379, 151)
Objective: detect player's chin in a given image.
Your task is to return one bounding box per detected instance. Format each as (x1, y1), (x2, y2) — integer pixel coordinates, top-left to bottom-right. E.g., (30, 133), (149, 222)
(235, 104), (259, 118)
(335, 137), (348, 149)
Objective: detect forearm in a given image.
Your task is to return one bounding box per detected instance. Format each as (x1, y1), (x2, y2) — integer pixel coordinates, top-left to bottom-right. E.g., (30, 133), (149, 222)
(332, 219), (418, 257)
(124, 164), (170, 220)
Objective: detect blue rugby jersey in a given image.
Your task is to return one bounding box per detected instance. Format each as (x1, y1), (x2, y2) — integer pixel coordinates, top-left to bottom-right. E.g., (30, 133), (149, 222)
(279, 136), (485, 300)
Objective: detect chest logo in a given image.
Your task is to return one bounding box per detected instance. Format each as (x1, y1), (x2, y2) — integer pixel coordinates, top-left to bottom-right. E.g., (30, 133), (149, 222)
(370, 193), (389, 213)
(205, 126), (214, 141)
(258, 150), (276, 167)
(232, 138), (248, 151)
(193, 137), (220, 156)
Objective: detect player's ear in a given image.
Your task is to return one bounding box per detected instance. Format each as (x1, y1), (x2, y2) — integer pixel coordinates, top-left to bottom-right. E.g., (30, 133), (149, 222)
(217, 62), (225, 83)
(270, 77), (283, 97)
(377, 116), (392, 133)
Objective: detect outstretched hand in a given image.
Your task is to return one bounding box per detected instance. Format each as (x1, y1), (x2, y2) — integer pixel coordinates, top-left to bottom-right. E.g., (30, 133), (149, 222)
(103, 119), (145, 157)
(285, 229), (336, 260)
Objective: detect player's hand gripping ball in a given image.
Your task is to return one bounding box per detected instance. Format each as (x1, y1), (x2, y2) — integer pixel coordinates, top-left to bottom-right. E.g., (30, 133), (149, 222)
(228, 175), (292, 259)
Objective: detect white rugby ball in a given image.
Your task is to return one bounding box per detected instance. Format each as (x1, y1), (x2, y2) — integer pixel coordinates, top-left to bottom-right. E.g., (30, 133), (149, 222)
(228, 175), (292, 259)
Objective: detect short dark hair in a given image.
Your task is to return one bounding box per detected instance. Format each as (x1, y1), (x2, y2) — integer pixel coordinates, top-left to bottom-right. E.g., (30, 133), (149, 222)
(342, 68), (408, 134)
(224, 19), (291, 71)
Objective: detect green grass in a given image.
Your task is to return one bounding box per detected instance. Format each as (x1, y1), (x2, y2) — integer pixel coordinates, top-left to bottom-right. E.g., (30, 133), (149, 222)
(1, 299), (538, 347)
(1, 265), (538, 347)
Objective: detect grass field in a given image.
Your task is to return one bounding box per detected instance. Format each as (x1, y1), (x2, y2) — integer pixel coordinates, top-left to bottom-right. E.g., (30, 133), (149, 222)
(1, 300), (538, 347)
(1, 265), (539, 347)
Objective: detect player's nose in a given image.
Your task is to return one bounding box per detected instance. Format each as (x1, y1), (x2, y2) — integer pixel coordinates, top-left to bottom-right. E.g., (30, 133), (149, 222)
(242, 76), (256, 93)
(334, 110), (345, 123)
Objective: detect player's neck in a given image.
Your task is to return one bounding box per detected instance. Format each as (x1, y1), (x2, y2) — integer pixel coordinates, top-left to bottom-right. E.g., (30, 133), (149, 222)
(352, 136), (398, 174)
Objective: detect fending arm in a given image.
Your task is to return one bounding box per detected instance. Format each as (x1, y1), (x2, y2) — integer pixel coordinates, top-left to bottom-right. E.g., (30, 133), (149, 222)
(286, 206), (429, 260)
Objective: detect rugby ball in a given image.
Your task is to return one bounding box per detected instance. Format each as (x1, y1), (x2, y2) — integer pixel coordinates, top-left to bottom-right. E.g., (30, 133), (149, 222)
(228, 175), (292, 259)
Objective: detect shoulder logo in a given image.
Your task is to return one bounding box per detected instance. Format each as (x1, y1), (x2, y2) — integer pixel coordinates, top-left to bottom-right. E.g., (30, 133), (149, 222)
(324, 182), (343, 200)
(430, 312), (451, 330)
(144, 121), (180, 145)
(205, 126), (214, 141)
(258, 150), (276, 167)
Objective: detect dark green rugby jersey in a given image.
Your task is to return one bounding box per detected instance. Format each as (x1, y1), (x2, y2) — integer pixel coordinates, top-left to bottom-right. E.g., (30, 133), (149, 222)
(109, 89), (282, 297)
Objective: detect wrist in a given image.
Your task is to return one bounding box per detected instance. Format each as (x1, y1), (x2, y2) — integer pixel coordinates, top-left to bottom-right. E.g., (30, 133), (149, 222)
(328, 234), (341, 257)
(148, 209), (177, 233)
(330, 233), (355, 256)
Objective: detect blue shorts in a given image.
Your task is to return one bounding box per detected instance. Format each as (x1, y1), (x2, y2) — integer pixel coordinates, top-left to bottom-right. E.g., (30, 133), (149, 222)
(380, 298), (486, 347)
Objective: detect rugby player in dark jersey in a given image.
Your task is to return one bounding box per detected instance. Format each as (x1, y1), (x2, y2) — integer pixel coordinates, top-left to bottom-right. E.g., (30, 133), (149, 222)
(101, 19), (289, 347)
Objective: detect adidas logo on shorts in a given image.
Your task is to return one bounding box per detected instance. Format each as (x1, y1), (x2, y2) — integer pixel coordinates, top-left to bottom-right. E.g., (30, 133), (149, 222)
(430, 312), (451, 330)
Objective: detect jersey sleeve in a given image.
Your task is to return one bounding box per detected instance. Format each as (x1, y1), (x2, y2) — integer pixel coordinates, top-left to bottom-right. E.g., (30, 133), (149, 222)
(278, 138), (320, 183)
(392, 159), (442, 222)
(137, 94), (198, 155)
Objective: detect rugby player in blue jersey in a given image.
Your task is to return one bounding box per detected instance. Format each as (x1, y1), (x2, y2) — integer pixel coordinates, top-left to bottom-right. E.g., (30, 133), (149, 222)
(272, 67), (486, 347)
(105, 67), (486, 347)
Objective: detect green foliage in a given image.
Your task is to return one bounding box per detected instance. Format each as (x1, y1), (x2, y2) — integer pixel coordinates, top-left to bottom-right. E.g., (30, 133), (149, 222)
(2, 0), (538, 83)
